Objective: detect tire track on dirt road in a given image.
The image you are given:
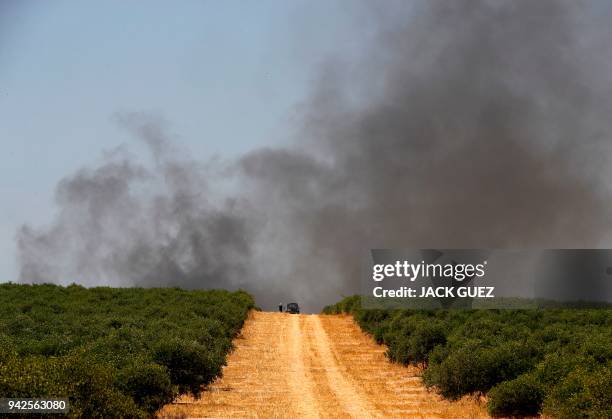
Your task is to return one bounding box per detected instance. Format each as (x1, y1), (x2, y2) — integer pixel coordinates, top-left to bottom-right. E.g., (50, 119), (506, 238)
(159, 312), (488, 418)
(308, 315), (377, 417)
(288, 314), (321, 418)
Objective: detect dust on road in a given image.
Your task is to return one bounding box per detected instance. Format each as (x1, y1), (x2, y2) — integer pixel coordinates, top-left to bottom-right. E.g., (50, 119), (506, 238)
(159, 312), (488, 418)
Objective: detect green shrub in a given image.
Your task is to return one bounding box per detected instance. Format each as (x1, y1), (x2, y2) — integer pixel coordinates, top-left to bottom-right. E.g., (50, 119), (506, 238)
(423, 341), (538, 398)
(0, 336), (16, 363)
(116, 360), (175, 415)
(487, 373), (544, 417)
(543, 364), (612, 419)
(325, 296), (611, 418)
(532, 352), (581, 389)
(386, 320), (446, 365)
(0, 353), (145, 418)
(0, 283), (254, 416)
(0, 355), (69, 398)
(153, 338), (224, 397)
(64, 357), (145, 419)
(322, 295), (361, 314)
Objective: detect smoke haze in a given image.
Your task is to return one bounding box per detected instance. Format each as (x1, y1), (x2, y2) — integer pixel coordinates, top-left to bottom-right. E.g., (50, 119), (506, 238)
(17, 0), (612, 311)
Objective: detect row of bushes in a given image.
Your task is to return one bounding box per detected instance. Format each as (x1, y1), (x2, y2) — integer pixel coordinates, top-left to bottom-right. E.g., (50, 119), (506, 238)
(323, 296), (611, 418)
(0, 283), (255, 418)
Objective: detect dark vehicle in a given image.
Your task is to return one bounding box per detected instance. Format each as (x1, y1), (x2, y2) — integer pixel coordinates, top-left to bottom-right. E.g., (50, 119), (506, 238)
(286, 302), (300, 314)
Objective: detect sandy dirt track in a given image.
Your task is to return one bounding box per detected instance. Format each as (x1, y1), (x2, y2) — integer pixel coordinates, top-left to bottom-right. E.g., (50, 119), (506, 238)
(159, 312), (488, 418)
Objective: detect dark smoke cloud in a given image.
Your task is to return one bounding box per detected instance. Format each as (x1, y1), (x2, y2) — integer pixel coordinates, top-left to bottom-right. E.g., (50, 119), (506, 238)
(18, 1), (612, 311)
(18, 113), (256, 292)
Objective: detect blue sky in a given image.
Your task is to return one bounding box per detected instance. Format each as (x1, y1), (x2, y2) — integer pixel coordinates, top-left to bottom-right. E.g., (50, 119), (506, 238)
(0, 0), (364, 281)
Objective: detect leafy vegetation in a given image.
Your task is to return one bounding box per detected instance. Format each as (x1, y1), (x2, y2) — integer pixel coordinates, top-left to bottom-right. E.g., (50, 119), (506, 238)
(0, 283), (254, 418)
(323, 296), (612, 418)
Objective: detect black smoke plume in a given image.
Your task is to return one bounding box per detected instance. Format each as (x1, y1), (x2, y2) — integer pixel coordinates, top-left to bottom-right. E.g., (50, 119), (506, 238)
(17, 1), (612, 311)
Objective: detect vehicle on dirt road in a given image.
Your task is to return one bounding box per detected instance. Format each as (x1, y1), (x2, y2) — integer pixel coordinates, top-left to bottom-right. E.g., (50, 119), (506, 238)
(286, 302), (300, 314)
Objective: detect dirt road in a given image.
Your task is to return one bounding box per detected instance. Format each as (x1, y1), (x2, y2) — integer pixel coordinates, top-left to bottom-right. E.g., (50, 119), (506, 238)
(159, 312), (487, 418)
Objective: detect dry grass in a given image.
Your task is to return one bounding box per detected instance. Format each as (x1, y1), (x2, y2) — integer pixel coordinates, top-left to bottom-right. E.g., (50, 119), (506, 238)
(158, 312), (489, 418)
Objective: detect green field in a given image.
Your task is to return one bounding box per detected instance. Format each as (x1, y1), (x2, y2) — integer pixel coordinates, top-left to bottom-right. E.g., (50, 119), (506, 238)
(323, 296), (612, 418)
(0, 283), (254, 418)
